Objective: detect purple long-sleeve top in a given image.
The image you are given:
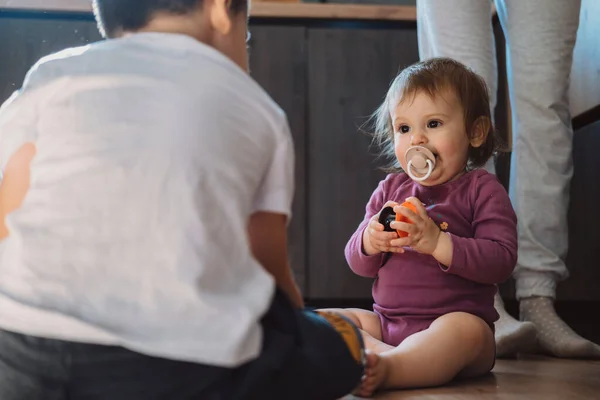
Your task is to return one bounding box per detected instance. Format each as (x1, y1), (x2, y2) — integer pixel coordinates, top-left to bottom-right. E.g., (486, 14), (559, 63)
(345, 169), (518, 326)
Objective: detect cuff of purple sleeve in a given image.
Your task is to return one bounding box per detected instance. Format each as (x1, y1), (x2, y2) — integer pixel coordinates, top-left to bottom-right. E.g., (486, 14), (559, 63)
(438, 232), (461, 273)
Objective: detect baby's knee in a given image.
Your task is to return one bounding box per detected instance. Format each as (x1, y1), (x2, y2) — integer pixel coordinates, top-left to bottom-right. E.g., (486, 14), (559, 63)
(438, 313), (496, 377)
(435, 312), (492, 346)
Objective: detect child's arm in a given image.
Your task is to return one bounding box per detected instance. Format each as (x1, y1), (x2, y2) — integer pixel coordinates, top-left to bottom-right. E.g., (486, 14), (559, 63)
(0, 143), (36, 240)
(248, 211), (303, 309)
(435, 174), (517, 284)
(345, 179), (389, 278)
(248, 120), (303, 308)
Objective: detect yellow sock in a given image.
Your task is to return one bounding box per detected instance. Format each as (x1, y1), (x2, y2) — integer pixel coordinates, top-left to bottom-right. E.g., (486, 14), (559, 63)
(315, 311), (365, 366)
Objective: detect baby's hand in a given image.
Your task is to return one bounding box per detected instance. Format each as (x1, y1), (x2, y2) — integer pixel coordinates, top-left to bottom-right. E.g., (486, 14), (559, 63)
(389, 197), (441, 255)
(362, 201), (406, 256)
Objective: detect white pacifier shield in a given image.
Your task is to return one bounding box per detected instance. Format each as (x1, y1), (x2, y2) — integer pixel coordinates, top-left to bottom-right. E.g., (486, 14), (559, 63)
(404, 146), (436, 182)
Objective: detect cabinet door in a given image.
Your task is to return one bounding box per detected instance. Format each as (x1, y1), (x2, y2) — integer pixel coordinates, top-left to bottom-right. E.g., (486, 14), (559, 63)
(0, 15), (101, 102)
(307, 27), (419, 299)
(560, 120), (600, 301)
(249, 25), (308, 292)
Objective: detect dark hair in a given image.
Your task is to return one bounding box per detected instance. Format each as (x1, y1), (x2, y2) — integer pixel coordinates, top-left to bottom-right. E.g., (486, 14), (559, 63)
(93, 0), (248, 38)
(371, 57), (499, 173)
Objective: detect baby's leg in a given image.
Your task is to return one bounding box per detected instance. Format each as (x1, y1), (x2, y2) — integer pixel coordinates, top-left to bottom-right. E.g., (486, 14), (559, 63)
(316, 308), (393, 353)
(359, 312), (495, 396)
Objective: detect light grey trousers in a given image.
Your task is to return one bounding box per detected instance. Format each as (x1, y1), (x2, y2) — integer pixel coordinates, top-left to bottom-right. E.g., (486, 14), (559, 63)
(417, 0), (582, 299)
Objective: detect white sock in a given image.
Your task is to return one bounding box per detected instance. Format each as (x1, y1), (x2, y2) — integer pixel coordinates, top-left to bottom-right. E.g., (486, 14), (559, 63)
(494, 293), (537, 357)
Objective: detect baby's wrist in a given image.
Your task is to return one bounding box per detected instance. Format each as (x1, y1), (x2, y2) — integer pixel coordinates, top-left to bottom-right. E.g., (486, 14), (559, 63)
(431, 230), (453, 266)
(361, 229), (380, 256)
(432, 229), (443, 254)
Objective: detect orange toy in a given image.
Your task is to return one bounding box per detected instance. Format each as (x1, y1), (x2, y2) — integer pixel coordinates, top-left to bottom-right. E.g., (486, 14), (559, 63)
(395, 201), (417, 238)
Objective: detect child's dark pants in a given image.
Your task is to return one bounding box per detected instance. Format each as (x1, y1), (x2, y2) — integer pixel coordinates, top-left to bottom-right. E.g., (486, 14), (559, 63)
(0, 290), (364, 400)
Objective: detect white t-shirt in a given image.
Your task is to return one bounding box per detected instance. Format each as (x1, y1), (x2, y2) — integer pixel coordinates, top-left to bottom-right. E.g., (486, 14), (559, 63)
(0, 32), (294, 367)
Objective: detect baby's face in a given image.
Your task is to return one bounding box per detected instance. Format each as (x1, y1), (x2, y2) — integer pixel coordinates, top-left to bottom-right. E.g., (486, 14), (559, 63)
(391, 89), (471, 186)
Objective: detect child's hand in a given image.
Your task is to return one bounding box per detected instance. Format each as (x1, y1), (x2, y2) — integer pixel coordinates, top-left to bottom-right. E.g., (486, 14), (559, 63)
(362, 201), (406, 256)
(389, 197), (441, 255)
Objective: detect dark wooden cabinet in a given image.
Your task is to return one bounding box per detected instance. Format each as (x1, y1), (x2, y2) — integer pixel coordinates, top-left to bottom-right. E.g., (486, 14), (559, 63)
(306, 27), (418, 299)
(561, 120), (600, 301)
(248, 26), (308, 292)
(0, 16), (101, 102)
(249, 24), (420, 300)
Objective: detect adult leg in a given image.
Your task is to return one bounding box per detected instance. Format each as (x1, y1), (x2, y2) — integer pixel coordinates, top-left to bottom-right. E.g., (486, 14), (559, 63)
(417, 0), (498, 130)
(417, 0), (537, 357)
(358, 312), (495, 397)
(498, 0), (600, 358)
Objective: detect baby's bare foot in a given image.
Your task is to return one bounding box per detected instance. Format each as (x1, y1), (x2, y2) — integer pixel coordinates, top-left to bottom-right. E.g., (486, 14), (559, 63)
(354, 351), (389, 398)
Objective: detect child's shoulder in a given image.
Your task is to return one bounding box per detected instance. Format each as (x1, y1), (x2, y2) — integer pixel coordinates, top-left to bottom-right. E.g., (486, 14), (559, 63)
(466, 169), (506, 192)
(464, 169), (512, 210)
(23, 44), (99, 89)
(37, 44), (93, 64)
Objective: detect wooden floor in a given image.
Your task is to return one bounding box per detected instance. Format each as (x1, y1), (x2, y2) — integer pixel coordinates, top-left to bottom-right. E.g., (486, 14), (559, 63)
(344, 356), (600, 400)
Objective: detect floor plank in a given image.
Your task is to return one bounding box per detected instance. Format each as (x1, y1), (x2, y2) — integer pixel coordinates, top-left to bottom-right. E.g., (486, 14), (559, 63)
(344, 356), (600, 399)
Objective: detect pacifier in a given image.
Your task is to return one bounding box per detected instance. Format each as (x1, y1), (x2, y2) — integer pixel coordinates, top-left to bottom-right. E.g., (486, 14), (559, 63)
(404, 146), (436, 182)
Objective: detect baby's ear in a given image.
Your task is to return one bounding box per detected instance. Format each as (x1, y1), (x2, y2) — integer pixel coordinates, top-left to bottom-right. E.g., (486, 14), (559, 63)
(469, 116), (490, 148)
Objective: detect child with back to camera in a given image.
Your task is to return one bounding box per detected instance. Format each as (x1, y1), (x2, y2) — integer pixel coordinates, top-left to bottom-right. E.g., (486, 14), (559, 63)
(320, 57), (518, 397)
(0, 0), (370, 398)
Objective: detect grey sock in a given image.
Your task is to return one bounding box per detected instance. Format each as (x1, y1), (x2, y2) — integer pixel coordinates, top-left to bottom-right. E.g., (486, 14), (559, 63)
(494, 293), (537, 357)
(520, 296), (600, 359)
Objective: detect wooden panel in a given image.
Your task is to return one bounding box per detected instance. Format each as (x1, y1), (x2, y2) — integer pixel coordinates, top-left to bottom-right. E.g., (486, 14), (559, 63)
(492, 19), (516, 300)
(0, 1), (418, 21)
(0, 15), (101, 103)
(249, 3), (416, 20)
(559, 120), (600, 301)
(248, 26), (308, 292)
(492, 19), (510, 188)
(307, 26), (419, 299)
